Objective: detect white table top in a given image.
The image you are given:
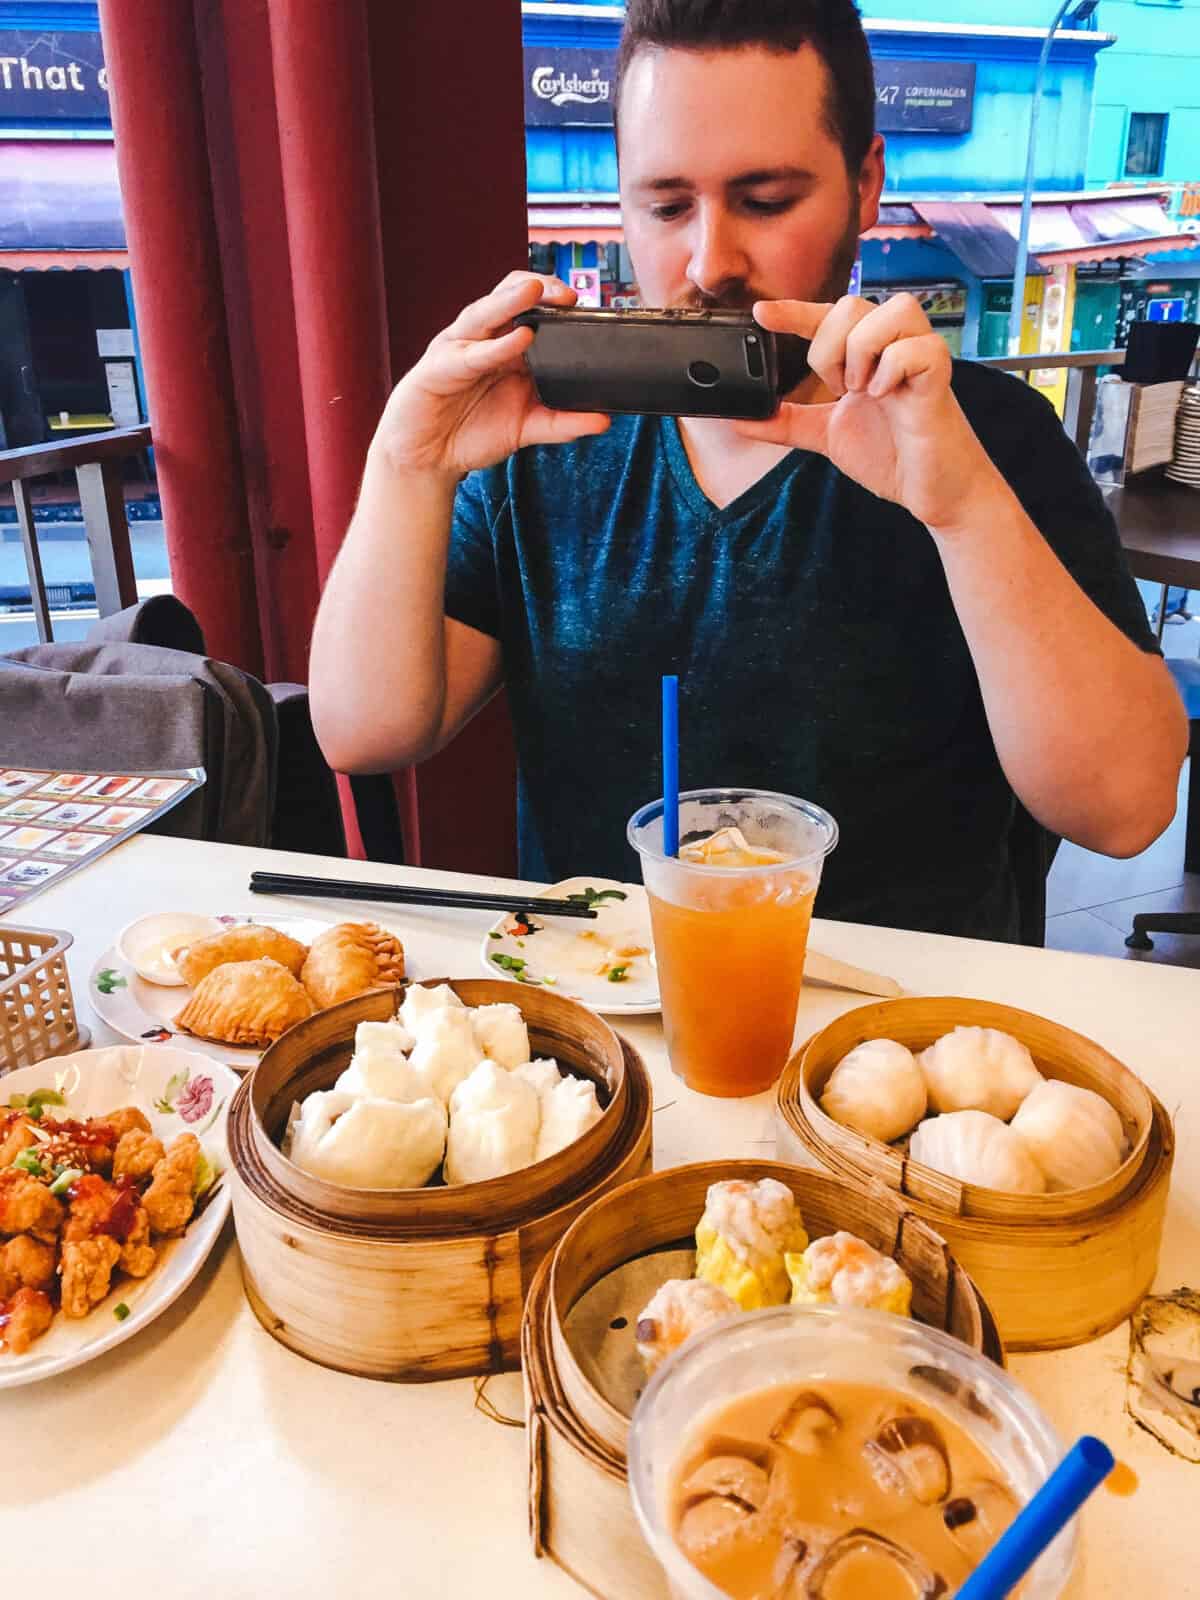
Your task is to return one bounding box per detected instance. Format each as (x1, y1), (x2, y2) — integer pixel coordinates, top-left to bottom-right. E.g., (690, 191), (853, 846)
(5, 835), (1200, 1599)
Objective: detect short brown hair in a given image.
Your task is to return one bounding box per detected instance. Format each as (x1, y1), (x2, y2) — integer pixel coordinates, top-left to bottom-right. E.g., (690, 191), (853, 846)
(615, 0), (876, 173)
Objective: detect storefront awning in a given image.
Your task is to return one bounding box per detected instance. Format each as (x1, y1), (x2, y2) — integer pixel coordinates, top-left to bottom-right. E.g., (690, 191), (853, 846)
(0, 140), (125, 250)
(861, 204), (933, 242)
(0, 249), (129, 270)
(914, 194), (1194, 276)
(529, 204), (623, 245)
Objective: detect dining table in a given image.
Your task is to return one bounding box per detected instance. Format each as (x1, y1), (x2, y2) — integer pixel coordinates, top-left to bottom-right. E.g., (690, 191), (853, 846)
(4, 832), (1199, 1599)
(1103, 474), (1200, 594)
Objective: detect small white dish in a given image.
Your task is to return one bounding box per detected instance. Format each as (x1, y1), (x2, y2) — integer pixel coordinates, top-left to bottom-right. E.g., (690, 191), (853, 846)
(479, 876), (661, 1016)
(0, 1044), (237, 1389)
(116, 911), (225, 986)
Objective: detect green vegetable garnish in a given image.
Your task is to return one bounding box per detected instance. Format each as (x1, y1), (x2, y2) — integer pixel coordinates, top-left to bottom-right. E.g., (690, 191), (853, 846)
(193, 1151), (218, 1198)
(607, 966), (629, 984)
(113, 1303), (131, 1321)
(488, 931), (502, 940)
(28, 1088), (66, 1111)
(5, 1093), (27, 1110)
(490, 953), (527, 974)
(13, 1150), (45, 1177)
(49, 1167), (83, 1197)
(567, 886), (628, 909)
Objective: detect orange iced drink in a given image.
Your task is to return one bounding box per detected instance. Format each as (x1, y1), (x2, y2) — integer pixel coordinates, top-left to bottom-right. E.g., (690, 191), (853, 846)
(628, 793), (838, 1098)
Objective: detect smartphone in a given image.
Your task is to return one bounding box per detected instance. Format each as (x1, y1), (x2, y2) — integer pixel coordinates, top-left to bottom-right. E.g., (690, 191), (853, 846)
(513, 305), (810, 420)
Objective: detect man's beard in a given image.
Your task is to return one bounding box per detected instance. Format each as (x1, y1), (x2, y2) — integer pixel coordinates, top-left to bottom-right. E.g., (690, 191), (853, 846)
(665, 197), (862, 311)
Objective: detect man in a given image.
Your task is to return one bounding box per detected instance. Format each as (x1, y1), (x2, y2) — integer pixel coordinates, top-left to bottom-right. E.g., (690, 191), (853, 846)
(311, 0), (1186, 941)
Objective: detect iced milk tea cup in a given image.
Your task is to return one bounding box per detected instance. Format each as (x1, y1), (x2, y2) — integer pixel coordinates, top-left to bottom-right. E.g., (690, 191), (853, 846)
(627, 789), (837, 1097)
(627, 1304), (1076, 1600)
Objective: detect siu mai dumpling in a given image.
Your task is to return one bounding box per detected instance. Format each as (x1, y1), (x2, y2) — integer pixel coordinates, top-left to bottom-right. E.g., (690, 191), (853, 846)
(300, 921), (405, 1008)
(174, 923), (308, 987)
(408, 1006), (483, 1105)
(1009, 1079), (1126, 1191)
(786, 1231), (912, 1317)
(909, 1110), (1046, 1195)
(400, 982), (464, 1036)
(289, 1089), (446, 1188)
(334, 1019), (421, 1101)
(694, 1179), (808, 1311)
(444, 1061), (539, 1185)
(470, 1003), (530, 1070)
(174, 958), (315, 1047)
(635, 1278), (737, 1376)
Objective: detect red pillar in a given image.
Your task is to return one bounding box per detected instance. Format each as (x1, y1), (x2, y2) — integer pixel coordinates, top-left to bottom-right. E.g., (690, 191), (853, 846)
(97, 0), (263, 676)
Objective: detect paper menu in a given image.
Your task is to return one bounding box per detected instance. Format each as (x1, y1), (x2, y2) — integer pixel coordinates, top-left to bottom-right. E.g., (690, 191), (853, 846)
(0, 767), (204, 915)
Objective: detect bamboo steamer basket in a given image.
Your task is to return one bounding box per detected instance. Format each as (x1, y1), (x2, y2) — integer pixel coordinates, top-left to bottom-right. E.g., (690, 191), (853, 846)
(227, 979), (652, 1380)
(776, 996), (1174, 1350)
(522, 1158), (1004, 1600)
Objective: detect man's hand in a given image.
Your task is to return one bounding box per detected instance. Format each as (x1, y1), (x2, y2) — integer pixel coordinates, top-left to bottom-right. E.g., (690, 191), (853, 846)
(737, 294), (1006, 533)
(372, 271), (610, 480)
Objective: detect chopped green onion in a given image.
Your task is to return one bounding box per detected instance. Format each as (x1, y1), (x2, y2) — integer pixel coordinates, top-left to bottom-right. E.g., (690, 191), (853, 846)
(26, 1102), (43, 1121)
(490, 953), (527, 974)
(5, 1093), (27, 1110)
(28, 1088), (66, 1112)
(488, 931), (502, 940)
(49, 1167), (83, 1197)
(13, 1150), (45, 1176)
(113, 1302), (131, 1321)
(192, 1151), (218, 1198)
(607, 966), (629, 984)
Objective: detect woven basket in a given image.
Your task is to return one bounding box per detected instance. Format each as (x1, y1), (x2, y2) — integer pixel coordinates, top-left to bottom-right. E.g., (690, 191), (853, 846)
(0, 924), (82, 1075)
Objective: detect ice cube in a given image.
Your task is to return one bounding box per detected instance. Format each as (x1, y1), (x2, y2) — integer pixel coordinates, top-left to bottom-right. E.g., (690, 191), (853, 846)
(676, 1494), (754, 1556)
(770, 1390), (841, 1455)
(908, 1363), (998, 1426)
(941, 1479), (1019, 1563)
(804, 1529), (948, 1599)
(770, 1526), (829, 1597)
(863, 1415), (951, 1505)
(681, 1453), (770, 1510)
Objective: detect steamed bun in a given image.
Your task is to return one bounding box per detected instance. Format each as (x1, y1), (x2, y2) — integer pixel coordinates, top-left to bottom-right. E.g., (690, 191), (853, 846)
(445, 1060), (540, 1184)
(289, 1090), (446, 1188)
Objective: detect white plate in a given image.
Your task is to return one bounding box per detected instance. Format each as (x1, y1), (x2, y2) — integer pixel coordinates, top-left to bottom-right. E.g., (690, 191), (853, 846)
(88, 912), (339, 1068)
(0, 1044), (237, 1388)
(480, 876), (661, 1015)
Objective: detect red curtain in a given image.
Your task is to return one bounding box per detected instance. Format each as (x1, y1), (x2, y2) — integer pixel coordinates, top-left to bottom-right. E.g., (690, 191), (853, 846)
(96, 0), (523, 874)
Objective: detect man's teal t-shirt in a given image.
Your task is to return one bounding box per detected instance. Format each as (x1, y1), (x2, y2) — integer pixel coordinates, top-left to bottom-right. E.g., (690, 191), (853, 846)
(444, 362), (1157, 940)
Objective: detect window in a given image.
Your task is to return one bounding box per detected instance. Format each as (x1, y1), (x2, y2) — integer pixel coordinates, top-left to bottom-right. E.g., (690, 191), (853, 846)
(1125, 112), (1168, 177)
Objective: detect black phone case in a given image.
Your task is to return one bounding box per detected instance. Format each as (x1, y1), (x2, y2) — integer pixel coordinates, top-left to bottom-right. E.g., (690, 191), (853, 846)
(514, 307), (809, 420)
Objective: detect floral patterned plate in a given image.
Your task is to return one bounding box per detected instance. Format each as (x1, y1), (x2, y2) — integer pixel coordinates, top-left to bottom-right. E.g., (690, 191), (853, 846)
(0, 1045), (236, 1389)
(478, 876), (660, 1016)
(87, 913), (338, 1068)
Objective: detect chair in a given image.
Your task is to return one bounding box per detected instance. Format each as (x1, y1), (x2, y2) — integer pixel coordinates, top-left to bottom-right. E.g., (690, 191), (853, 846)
(1125, 657), (1200, 949)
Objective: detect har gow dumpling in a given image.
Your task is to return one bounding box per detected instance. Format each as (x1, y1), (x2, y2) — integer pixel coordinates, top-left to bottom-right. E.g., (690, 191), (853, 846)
(1009, 1079), (1126, 1192)
(909, 1109), (1046, 1195)
(407, 1005), (484, 1106)
(820, 1038), (927, 1143)
(445, 1060), (540, 1184)
(470, 1003), (530, 1070)
(289, 1090), (446, 1189)
(400, 982), (465, 1037)
(919, 1027), (1042, 1121)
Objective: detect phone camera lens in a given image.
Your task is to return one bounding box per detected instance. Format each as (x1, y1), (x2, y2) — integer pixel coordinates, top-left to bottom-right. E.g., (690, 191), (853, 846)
(687, 359), (721, 388)
(743, 336), (765, 379)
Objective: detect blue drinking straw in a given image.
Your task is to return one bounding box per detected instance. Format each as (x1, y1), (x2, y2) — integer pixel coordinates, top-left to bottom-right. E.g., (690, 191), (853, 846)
(954, 1436), (1115, 1599)
(662, 674), (679, 858)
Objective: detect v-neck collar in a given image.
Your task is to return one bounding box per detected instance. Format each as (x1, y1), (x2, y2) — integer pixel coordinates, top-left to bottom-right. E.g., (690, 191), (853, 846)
(659, 415), (813, 524)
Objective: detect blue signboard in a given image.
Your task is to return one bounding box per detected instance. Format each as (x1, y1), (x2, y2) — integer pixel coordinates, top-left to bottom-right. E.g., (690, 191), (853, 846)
(0, 31), (108, 121)
(1147, 298), (1185, 323)
(874, 60), (975, 135)
(524, 47), (614, 127)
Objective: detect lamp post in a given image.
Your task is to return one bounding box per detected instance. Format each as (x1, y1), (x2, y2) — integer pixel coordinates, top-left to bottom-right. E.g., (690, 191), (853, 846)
(1007, 0), (1101, 355)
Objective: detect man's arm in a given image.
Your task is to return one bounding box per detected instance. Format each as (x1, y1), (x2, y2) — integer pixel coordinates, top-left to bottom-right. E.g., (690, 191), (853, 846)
(740, 294), (1188, 857)
(309, 271), (609, 774)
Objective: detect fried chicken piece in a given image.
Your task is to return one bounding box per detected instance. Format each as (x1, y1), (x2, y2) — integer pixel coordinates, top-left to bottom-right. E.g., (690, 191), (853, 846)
(0, 1264), (17, 1301)
(143, 1134), (200, 1236)
(0, 1112), (37, 1169)
(63, 1173), (120, 1243)
(0, 1169), (63, 1242)
(102, 1107), (152, 1141)
(2, 1234), (56, 1291)
(60, 1236), (121, 1318)
(0, 1286), (54, 1353)
(34, 1120), (113, 1178)
(113, 1128), (165, 1185)
(119, 1205), (156, 1278)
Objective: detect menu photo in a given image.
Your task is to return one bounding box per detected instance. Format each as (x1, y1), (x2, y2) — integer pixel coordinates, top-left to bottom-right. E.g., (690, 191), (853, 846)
(0, 766), (205, 916)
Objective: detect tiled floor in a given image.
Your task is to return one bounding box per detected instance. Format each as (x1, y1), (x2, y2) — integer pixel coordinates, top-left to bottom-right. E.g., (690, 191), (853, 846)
(1043, 605), (1198, 968)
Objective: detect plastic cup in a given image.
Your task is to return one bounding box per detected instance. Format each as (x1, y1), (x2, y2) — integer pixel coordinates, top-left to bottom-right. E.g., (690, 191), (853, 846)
(627, 789), (837, 1096)
(627, 1304), (1075, 1600)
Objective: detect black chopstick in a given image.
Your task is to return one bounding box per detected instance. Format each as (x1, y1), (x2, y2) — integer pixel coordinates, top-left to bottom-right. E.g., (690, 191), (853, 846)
(248, 869), (598, 918)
